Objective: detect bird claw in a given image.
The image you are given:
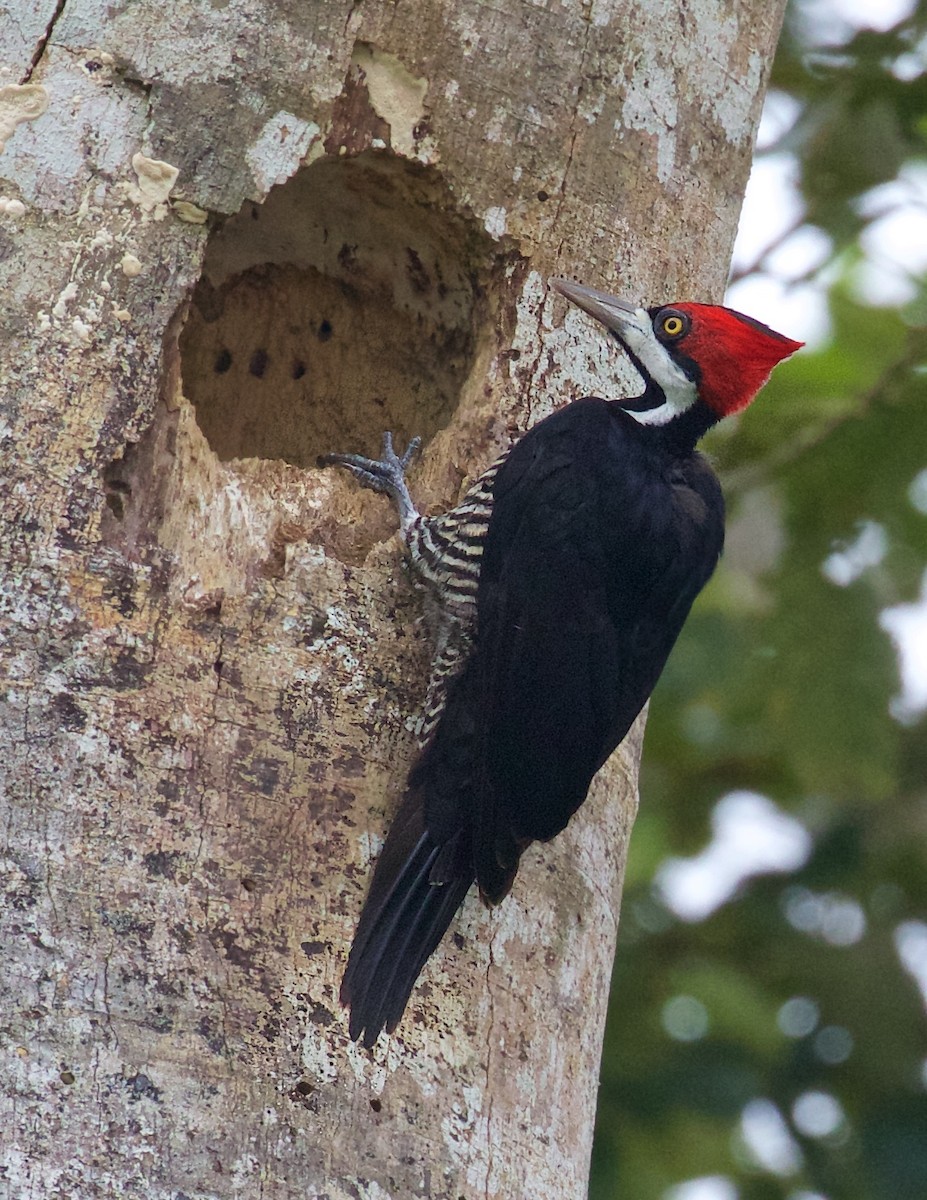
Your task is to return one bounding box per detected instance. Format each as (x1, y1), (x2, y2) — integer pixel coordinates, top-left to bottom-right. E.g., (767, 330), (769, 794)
(319, 432), (422, 530)
(319, 432), (421, 494)
(392, 432), (423, 473)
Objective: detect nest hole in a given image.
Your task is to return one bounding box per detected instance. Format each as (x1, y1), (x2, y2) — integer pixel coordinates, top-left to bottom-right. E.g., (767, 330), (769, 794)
(179, 151), (495, 469)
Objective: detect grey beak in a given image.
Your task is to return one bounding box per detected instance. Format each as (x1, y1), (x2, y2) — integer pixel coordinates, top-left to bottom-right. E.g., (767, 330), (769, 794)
(550, 277), (644, 335)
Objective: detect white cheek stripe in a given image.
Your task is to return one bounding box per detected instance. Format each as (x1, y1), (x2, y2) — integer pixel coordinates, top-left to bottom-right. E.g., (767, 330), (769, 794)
(616, 312), (699, 426)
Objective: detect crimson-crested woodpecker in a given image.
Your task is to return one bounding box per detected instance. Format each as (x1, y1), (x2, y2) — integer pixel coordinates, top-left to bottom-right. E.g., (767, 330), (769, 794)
(323, 277), (802, 1047)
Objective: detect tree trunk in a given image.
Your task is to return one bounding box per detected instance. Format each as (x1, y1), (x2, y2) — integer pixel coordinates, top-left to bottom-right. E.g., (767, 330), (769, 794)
(0, 2), (785, 1196)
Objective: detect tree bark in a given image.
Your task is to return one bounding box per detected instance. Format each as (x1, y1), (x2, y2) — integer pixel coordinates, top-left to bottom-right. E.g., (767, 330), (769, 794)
(0, 1), (785, 1196)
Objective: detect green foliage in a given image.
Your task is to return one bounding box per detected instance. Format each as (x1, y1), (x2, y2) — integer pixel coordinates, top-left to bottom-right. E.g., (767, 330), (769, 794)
(591, 4), (927, 1197)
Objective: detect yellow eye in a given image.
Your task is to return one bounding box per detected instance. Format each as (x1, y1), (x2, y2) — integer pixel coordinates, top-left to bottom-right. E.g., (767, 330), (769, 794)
(662, 315), (684, 337)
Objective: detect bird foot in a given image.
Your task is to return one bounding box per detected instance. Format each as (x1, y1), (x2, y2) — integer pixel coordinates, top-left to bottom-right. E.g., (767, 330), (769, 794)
(319, 432), (421, 532)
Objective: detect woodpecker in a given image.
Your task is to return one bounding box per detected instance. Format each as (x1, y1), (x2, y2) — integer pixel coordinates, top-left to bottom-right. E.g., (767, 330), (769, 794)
(322, 277), (802, 1047)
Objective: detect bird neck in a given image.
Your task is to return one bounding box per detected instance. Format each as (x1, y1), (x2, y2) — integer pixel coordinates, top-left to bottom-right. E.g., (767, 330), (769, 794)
(613, 390), (719, 455)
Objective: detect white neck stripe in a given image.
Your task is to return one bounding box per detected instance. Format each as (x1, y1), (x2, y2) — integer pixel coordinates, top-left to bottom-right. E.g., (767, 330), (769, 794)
(626, 401), (679, 426)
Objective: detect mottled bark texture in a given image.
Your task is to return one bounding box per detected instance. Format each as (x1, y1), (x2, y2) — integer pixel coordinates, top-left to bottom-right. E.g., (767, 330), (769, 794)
(0, 2), (785, 1196)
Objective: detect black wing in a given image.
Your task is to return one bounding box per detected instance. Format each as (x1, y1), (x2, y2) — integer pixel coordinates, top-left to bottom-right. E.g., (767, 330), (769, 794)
(470, 398), (723, 892)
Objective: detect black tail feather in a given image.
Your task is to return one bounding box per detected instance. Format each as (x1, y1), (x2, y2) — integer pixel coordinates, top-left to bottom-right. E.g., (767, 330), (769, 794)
(341, 790), (473, 1047)
(351, 845), (436, 1040)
